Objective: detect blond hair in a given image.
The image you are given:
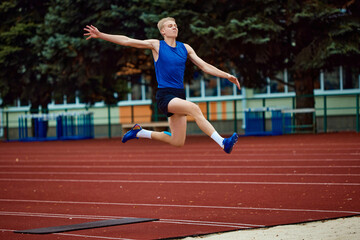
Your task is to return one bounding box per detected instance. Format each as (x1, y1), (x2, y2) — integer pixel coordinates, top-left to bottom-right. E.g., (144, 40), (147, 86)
(157, 17), (176, 32)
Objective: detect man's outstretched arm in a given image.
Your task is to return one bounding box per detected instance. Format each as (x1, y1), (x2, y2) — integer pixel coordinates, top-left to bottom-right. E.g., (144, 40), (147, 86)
(84, 25), (158, 50)
(185, 44), (241, 90)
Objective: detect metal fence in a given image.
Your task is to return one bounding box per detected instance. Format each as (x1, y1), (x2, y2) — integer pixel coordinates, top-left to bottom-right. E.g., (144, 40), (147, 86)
(1, 93), (359, 141)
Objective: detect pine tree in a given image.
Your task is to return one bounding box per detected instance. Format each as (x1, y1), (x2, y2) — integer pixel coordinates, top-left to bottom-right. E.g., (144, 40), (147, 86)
(187, 0), (360, 128)
(38, 0), (147, 105)
(0, 0), (50, 111)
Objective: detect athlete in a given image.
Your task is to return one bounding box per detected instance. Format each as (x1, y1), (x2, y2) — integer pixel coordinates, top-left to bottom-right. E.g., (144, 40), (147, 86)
(84, 17), (240, 153)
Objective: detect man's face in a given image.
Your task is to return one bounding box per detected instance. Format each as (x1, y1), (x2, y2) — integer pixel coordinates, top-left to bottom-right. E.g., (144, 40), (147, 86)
(161, 20), (178, 38)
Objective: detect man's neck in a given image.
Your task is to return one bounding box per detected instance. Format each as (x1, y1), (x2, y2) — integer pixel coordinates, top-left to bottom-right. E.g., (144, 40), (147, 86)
(164, 37), (176, 47)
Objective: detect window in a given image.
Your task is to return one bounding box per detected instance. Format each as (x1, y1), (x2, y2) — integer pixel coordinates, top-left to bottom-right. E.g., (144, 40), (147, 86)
(220, 77), (233, 96)
(144, 75), (153, 100)
(324, 67), (340, 90)
(254, 84), (267, 94)
(204, 74), (217, 97)
(188, 71), (201, 98)
(130, 75), (142, 100)
(254, 66), (359, 97)
(270, 71), (285, 93)
(343, 66), (359, 89)
(254, 70), (289, 95)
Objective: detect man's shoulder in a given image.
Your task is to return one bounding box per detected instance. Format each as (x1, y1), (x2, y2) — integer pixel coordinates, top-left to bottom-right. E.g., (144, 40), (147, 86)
(181, 43), (194, 54)
(144, 39), (160, 51)
(178, 41), (189, 47)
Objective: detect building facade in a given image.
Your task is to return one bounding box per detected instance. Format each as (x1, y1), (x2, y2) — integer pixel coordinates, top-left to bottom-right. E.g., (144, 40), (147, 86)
(1, 66), (359, 140)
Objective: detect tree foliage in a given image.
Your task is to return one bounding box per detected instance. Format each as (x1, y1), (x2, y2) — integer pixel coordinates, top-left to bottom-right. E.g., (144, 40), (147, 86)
(177, 0), (359, 127)
(186, 0), (360, 89)
(0, 0), (50, 111)
(37, 0), (148, 105)
(1, 0), (359, 118)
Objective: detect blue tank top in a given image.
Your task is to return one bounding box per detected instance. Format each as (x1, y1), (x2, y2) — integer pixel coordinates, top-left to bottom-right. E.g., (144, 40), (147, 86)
(154, 40), (188, 89)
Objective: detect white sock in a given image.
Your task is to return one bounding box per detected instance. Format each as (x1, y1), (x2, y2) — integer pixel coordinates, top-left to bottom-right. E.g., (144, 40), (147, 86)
(136, 129), (153, 139)
(211, 131), (224, 148)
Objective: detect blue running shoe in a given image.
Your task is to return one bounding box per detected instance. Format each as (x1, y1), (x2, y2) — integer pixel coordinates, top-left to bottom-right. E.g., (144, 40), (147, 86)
(122, 124), (142, 143)
(223, 133), (238, 154)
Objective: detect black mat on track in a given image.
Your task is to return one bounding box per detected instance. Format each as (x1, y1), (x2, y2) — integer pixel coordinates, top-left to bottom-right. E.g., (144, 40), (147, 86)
(14, 218), (159, 234)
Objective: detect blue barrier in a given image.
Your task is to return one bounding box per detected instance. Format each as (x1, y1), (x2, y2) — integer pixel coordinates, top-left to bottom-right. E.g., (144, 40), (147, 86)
(56, 113), (94, 140)
(18, 112), (94, 141)
(244, 108), (291, 136)
(245, 109), (265, 135)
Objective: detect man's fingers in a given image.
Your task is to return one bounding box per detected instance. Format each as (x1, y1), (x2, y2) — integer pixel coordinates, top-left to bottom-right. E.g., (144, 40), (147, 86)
(236, 79), (241, 90)
(84, 25), (96, 31)
(235, 79), (241, 90)
(229, 75), (241, 90)
(84, 25), (96, 40)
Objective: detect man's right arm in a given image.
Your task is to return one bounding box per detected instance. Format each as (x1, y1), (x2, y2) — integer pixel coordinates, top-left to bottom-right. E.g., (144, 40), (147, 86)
(98, 32), (157, 49)
(84, 25), (158, 50)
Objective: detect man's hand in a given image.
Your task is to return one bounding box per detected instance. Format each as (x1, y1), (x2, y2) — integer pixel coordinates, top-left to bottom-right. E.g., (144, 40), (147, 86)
(84, 25), (101, 40)
(227, 74), (241, 90)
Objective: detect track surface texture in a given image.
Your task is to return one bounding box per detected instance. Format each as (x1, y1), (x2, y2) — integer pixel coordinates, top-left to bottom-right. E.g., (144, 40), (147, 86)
(0, 132), (359, 239)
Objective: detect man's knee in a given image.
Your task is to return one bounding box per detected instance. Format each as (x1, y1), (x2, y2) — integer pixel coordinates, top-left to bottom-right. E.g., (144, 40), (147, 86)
(171, 138), (185, 147)
(189, 103), (202, 117)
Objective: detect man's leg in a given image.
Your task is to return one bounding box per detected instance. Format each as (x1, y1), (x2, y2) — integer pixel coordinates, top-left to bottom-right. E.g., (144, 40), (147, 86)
(122, 98), (237, 153)
(151, 113), (187, 147)
(167, 98), (238, 153)
(122, 114), (187, 147)
(167, 98), (215, 136)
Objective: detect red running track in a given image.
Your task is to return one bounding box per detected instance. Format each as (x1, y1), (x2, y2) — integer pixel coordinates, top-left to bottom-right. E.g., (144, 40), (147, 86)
(0, 132), (359, 239)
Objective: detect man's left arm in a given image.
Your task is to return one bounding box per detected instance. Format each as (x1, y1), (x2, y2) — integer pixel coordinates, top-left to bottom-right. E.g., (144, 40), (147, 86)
(185, 44), (240, 90)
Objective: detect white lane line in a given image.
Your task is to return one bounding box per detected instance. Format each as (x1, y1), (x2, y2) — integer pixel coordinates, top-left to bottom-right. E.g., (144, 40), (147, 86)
(1, 228), (133, 240)
(0, 211), (117, 220)
(1, 158), (359, 163)
(160, 218), (263, 227)
(56, 232), (134, 240)
(0, 178), (359, 186)
(1, 146), (358, 153)
(0, 165), (359, 169)
(1, 171), (359, 177)
(158, 220), (252, 228)
(0, 152), (358, 157)
(1, 141), (358, 147)
(0, 211), (261, 228)
(1, 147), (358, 153)
(1, 199), (359, 215)
(1, 146), (359, 152)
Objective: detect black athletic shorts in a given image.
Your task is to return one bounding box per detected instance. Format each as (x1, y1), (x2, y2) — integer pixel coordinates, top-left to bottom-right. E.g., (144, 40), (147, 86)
(156, 88), (186, 117)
